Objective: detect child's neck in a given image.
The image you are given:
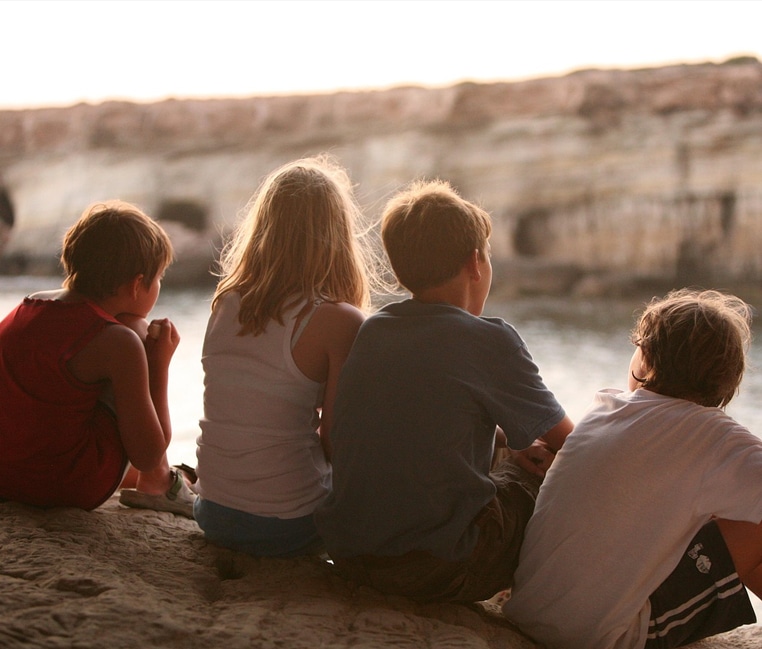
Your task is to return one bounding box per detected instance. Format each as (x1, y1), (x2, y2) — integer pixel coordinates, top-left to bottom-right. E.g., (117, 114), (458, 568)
(413, 288), (465, 310)
(414, 275), (474, 313)
(95, 292), (137, 318)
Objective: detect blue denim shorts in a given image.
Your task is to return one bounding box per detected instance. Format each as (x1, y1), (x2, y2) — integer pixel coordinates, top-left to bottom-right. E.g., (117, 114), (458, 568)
(194, 496), (324, 558)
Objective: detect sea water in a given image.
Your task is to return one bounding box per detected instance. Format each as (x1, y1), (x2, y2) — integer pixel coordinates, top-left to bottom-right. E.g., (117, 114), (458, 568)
(4, 277), (761, 455)
(1, 277), (761, 621)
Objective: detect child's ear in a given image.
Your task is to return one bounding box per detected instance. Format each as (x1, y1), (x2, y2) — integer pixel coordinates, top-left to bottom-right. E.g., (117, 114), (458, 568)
(128, 274), (145, 299)
(466, 249), (481, 281)
(635, 351), (651, 383)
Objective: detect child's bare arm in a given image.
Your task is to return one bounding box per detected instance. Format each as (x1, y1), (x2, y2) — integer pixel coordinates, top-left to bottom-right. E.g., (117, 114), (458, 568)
(512, 415), (574, 477)
(100, 323), (178, 471)
(540, 415), (574, 453)
(318, 306), (364, 461)
(291, 302), (365, 461)
(114, 313), (163, 342)
(142, 318), (180, 447)
(115, 312), (149, 340)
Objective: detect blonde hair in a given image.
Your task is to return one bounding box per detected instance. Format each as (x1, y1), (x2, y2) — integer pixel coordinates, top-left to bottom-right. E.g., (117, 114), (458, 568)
(381, 179), (492, 294)
(631, 288), (753, 408)
(212, 155), (373, 335)
(61, 200), (173, 300)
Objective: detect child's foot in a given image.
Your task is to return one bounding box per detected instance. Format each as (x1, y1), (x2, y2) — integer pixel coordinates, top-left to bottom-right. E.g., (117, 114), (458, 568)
(119, 469), (195, 518)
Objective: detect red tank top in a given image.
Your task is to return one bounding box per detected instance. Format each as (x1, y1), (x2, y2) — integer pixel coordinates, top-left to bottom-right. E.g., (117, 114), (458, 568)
(0, 298), (128, 509)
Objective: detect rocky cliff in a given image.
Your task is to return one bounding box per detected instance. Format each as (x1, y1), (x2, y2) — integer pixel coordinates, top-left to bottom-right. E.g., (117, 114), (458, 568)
(1, 56), (761, 296)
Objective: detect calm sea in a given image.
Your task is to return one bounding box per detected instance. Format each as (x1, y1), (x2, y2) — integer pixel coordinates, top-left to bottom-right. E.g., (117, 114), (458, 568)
(2, 276), (761, 620)
(3, 275), (762, 479)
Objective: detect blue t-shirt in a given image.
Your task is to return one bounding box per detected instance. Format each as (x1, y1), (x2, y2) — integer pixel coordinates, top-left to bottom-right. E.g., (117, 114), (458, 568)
(315, 299), (565, 561)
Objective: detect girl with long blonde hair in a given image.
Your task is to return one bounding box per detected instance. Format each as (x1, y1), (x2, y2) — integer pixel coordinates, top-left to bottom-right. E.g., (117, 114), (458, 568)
(193, 155), (375, 557)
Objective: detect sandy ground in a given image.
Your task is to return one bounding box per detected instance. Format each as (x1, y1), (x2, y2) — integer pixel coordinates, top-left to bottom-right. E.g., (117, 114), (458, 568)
(1, 495), (760, 649)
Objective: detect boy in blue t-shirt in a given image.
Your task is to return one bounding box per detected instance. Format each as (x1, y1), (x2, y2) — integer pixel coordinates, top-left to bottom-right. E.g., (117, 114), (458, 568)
(315, 179), (573, 603)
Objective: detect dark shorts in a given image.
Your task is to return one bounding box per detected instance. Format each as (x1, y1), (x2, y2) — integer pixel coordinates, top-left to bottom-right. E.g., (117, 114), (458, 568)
(332, 458), (541, 603)
(646, 521), (756, 648)
(194, 497), (325, 558)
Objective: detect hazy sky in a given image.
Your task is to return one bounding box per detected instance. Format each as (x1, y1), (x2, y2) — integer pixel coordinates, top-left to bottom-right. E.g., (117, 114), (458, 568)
(2, 0), (760, 110)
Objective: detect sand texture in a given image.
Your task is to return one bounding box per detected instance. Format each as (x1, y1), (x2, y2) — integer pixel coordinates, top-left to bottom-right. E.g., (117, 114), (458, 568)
(1, 496), (760, 649)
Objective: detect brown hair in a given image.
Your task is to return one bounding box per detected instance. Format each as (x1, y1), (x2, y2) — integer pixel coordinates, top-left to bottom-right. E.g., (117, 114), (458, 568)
(631, 288), (752, 408)
(212, 154), (375, 335)
(381, 179), (492, 294)
(61, 200), (173, 300)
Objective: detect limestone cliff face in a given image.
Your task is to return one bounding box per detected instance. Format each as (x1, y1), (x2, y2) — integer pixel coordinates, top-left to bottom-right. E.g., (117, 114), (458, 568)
(1, 57), (761, 294)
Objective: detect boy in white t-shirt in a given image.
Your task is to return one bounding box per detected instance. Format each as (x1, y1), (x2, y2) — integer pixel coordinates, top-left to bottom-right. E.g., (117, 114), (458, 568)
(502, 288), (762, 649)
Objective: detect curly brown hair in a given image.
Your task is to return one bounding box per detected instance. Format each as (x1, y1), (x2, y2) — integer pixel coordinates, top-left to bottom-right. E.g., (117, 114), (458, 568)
(631, 288), (753, 408)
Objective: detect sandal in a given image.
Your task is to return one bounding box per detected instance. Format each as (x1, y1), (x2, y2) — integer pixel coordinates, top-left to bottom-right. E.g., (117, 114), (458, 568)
(172, 463), (198, 488)
(119, 469), (196, 518)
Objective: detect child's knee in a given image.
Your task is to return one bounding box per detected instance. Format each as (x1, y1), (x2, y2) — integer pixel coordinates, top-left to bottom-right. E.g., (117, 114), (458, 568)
(115, 312), (149, 340)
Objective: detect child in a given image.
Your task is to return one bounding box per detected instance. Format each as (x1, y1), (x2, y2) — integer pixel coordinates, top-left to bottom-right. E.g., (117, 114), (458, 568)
(0, 200), (194, 516)
(502, 288), (762, 649)
(193, 154), (378, 557)
(314, 179), (573, 602)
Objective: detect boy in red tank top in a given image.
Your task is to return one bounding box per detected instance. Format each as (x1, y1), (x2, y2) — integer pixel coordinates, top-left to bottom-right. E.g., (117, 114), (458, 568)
(0, 200), (194, 516)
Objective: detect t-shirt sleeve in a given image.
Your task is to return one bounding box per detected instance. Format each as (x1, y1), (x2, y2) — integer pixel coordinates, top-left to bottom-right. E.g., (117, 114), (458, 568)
(700, 422), (762, 524)
(480, 321), (566, 450)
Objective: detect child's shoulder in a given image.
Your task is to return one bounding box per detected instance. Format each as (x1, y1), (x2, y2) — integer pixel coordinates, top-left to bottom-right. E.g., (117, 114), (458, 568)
(313, 300), (365, 331)
(317, 300), (364, 318)
(56, 314), (144, 385)
(375, 299), (521, 341)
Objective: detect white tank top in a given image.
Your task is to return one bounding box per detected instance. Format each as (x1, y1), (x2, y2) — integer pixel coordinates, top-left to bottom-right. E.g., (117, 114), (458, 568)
(195, 292), (330, 518)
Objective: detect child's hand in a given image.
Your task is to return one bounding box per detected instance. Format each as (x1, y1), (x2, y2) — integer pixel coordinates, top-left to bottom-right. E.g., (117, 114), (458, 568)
(513, 440), (556, 477)
(144, 318), (180, 367)
(147, 322), (162, 339)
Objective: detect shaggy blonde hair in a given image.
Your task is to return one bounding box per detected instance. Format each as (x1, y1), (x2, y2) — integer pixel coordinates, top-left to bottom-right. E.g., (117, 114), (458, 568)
(381, 179), (492, 294)
(212, 155), (373, 335)
(62, 200), (173, 300)
(631, 288), (753, 408)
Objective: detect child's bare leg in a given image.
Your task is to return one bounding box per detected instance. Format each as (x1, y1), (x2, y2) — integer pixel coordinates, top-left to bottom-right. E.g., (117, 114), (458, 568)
(119, 461), (173, 495)
(716, 518), (762, 597)
(120, 465), (139, 489)
(133, 456), (173, 495)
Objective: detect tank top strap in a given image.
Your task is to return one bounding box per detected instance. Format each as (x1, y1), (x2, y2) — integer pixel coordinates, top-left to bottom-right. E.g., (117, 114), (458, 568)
(290, 298), (324, 350)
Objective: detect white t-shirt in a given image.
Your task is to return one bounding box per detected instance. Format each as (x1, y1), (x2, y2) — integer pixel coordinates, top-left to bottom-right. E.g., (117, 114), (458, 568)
(195, 293), (330, 518)
(502, 388), (762, 649)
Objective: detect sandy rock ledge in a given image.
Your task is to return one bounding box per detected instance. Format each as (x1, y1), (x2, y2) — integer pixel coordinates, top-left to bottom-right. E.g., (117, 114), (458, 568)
(1, 496), (760, 649)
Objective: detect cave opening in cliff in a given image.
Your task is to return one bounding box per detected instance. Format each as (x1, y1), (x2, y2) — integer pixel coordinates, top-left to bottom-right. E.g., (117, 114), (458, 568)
(719, 191), (736, 237)
(157, 199), (208, 232)
(513, 208), (551, 257)
(0, 188), (14, 229)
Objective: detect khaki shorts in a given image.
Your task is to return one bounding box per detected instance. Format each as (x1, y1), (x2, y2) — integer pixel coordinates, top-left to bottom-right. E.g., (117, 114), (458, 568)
(332, 459), (541, 603)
